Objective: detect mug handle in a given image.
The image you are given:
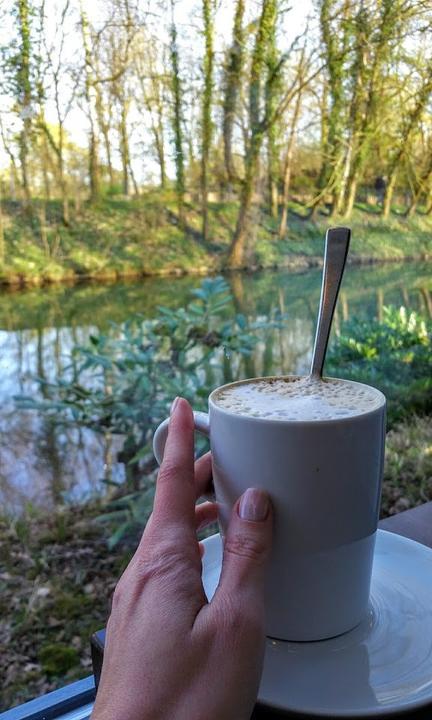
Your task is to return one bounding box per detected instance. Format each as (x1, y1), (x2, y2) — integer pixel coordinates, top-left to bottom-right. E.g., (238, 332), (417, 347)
(153, 411), (210, 465)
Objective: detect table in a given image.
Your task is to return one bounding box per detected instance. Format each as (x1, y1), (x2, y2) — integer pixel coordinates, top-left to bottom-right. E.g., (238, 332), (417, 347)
(91, 501), (432, 719)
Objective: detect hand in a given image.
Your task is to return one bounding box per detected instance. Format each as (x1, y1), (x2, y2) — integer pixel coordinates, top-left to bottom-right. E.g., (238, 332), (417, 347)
(92, 397), (273, 720)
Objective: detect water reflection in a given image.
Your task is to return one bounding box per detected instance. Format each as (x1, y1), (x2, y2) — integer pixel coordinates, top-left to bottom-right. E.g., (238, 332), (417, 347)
(0, 262), (430, 513)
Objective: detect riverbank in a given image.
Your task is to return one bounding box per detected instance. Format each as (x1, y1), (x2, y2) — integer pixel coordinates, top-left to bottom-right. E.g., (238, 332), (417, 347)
(1, 414), (431, 711)
(1, 195), (432, 287)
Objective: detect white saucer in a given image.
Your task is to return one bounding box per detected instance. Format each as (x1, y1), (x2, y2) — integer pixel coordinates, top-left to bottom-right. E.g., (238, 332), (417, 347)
(201, 529), (432, 717)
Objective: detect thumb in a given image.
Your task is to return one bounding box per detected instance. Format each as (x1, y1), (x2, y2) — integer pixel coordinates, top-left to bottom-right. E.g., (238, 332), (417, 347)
(211, 488), (273, 616)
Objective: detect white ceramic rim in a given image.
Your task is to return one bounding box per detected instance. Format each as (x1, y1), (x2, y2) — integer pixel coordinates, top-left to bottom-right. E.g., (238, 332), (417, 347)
(209, 375), (386, 426)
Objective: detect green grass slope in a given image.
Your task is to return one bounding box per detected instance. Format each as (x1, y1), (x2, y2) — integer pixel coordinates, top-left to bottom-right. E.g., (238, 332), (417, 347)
(1, 194), (431, 286)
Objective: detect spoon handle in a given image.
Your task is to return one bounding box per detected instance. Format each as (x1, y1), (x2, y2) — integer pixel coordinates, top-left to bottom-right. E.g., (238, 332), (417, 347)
(310, 226), (351, 378)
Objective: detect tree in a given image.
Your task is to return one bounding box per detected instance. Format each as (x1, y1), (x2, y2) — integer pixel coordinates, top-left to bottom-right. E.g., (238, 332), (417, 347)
(109, 42), (132, 196)
(38, 0), (76, 224)
(0, 115), (20, 200)
(340, 0), (411, 218)
(80, 2), (101, 202)
(222, 0), (246, 190)
(0, 172), (4, 264)
(200, 0), (215, 241)
(227, 3), (315, 267)
(310, 0), (352, 219)
(404, 139), (432, 217)
(278, 44), (308, 238)
(169, 0), (185, 221)
(382, 61), (432, 218)
(17, 0), (34, 212)
(2, 0), (36, 213)
(105, 0), (137, 196)
(135, 34), (168, 189)
(227, 0), (279, 269)
(265, 7), (282, 218)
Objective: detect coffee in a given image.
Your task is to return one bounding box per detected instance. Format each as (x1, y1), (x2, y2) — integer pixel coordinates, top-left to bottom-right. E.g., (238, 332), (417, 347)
(154, 373), (386, 640)
(213, 376), (382, 421)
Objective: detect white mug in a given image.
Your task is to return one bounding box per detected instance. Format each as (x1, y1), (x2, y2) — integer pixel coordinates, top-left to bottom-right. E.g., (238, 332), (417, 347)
(153, 376), (386, 642)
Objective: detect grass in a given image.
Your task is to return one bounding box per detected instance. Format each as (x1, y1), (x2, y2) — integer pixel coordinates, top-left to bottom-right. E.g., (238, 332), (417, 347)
(1, 194), (431, 286)
(382, 416), (432, 515)
(0, 500), (132, 711)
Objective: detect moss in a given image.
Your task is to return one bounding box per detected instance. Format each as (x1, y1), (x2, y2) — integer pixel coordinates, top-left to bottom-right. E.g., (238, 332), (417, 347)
(54, 591), (94, 620)
(39, 644), (79, 677)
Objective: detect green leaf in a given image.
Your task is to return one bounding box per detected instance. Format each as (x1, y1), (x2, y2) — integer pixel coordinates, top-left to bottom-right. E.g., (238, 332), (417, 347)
(107, 521), (132, 549)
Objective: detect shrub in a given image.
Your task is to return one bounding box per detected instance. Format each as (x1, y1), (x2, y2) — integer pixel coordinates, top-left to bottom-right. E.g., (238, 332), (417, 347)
(327, 306), (431, 426)
(16, 277), (280, 544)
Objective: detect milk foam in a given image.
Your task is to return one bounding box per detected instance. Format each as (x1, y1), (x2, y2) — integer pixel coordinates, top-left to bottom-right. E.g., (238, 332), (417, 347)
(213, 376), (382, 421)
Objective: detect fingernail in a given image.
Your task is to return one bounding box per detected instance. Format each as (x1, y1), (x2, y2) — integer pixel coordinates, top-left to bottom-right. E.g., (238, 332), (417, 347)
(239, 488), (269, 522)
(170, 396), (180, 415)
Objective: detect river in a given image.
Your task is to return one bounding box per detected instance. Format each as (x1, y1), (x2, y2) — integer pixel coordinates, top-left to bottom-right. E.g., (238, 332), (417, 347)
(1, 260), (431, 514)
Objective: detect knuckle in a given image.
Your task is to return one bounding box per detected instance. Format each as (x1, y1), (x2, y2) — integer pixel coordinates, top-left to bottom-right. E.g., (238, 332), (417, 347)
(224, 533), (267, 565)
(215, 596), (263, 640)
(157, 459), (181, 483)
(135, 539), (197, 592)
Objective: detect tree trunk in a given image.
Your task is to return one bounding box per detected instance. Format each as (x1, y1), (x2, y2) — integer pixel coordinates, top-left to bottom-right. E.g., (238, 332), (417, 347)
(102, 121), (114, 188)
(153, 116), (166, 189)
(16, 0), (33, 214)
(279, 147), (293, 238)
(425, 184), (432, 215)
(343, 175), (357, 219)
(41, 132), (51, 201)
(309, 80), (329, 219)
(170, 1), (185, 222)
(312, 0), (359, 219)
(382, 64), (432, 219)
(328, 148), (345, 218)
(222, 0), (245, 188)
(19, 128), (32, 210)
(278, 174), (290, 239)
(333, 137), (354, 215)
(228, 0), (277, 267)
(382, 171), (397, 219)
(278, 77), (303, 239)
(227, 141), (260, 268)
(89, 124), (100, 203)
(58, 121), (70, 224)
(38, 202), (50, 257)
(128, 158), (139, 196)
(61, 174), (70, 225)
(119, 104), (130, 196)
(404, 151), (432, 218)
(405, 188), (420, 218)
(80, 4), (101, 203)
(269, 175), (278, 218)
(266, 16), (280, 220)
(267, 111), (279, 218)
(0, 176), (4, 264)
(201, 0), (215, 242)
(138, 39), (168, 192)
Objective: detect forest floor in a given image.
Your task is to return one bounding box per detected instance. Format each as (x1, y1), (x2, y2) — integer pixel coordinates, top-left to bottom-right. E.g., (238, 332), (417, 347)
(1, 194), (432, 286)
(1, 414), (431, 711)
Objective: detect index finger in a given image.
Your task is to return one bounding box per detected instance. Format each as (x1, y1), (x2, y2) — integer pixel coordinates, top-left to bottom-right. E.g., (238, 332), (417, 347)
(150, 397), (196, 533)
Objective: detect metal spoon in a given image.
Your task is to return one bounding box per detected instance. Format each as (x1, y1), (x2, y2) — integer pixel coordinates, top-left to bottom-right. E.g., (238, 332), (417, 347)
(310, 226), (351, 379)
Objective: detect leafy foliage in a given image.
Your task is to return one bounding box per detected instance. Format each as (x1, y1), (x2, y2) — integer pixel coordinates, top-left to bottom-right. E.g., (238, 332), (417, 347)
(327, 306), (432, 426)
(16, 277), (281, 543)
